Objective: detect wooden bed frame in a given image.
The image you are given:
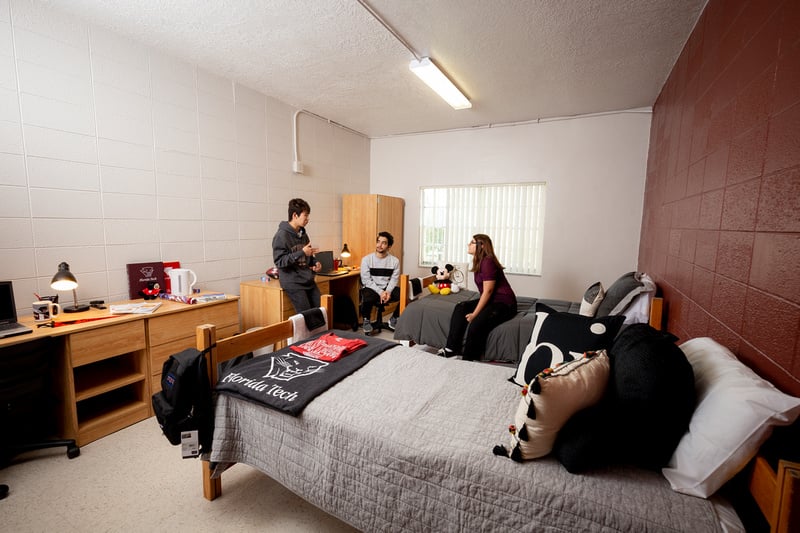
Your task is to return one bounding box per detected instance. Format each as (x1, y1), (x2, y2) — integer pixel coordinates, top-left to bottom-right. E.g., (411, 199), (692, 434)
(748, 456), (799, 532)
(195, 294), (333, 501)
(397, 273), (665, 329)
(194, 292), (796, 531)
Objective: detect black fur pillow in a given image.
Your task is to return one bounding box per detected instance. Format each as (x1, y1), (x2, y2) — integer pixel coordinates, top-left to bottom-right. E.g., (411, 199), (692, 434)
(510, 303), (624, 387)
(610, 324), (696, 468)
(553, 324), (696, 472)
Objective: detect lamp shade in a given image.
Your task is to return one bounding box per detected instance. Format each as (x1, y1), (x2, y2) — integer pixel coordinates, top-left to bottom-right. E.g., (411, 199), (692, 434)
(50, 262), (78, 291)
(50, 262), (89, 313)
(340, 244), (351, 258)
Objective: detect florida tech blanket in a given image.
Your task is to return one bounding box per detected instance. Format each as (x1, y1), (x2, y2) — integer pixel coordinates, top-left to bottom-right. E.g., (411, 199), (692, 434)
(215, 330), (397, 416)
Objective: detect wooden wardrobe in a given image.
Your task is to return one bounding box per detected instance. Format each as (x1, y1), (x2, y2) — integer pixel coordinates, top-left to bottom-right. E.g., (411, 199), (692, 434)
(342, 194), (404, 268)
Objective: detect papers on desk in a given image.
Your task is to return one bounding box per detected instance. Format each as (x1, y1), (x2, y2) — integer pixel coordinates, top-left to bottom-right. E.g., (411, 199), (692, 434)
(109, 302), (162, 314)
(195, 293), (226, 303)
(158, 292), (227, 304)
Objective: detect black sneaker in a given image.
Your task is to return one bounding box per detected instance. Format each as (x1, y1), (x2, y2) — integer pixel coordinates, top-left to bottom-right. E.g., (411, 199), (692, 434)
(362, 318), (373, 334)
(436, 347), (455, 358)
(387, 316), (397, 331)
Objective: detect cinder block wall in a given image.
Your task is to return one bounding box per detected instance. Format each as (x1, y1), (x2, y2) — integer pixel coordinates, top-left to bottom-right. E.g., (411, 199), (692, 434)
(639, 0), (800, 395)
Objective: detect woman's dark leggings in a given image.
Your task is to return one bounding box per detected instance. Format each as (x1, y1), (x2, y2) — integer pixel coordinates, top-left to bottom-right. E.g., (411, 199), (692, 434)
(445, 299), (517, 361)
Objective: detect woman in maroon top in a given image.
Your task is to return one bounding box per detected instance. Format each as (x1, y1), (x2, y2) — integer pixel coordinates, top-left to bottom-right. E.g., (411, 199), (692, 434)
(438, 234), (517, 360)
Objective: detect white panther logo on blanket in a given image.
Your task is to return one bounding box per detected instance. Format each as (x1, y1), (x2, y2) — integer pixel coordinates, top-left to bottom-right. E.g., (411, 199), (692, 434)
(263, 353), (328, 381)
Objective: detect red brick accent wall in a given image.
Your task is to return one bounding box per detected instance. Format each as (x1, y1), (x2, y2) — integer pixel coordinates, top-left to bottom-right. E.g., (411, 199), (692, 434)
(639, 0), (800, 395)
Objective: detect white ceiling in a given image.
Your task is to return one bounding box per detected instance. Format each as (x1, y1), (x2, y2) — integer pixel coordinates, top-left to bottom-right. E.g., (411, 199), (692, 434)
(36, 0), (706, 138)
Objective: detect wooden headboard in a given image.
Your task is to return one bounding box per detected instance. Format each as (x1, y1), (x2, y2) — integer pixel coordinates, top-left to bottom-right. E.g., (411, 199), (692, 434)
(398, 273), (435, 314)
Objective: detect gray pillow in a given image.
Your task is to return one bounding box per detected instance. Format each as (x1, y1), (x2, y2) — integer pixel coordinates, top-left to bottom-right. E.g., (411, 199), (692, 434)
(579, 281), (604, 316)
(595, 272), (646, 317)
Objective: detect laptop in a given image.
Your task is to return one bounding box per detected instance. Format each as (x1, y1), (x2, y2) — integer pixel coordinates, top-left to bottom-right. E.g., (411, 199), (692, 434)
(315, 250), (348, 276)
(0, 281), (33, 338)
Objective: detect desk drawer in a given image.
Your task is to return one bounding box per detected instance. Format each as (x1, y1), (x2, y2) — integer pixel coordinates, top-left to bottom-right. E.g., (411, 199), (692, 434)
(150, 323), (239, 374)
(70, 321), (146, 367)
(149, 301), (238, 345)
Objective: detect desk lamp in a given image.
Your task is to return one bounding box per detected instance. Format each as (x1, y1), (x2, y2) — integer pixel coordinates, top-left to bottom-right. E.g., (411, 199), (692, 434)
(340, 243), (351, 267)
(50, 262), (90, 313)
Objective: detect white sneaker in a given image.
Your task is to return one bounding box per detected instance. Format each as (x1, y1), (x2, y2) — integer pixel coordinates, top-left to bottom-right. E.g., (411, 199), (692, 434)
(387, 316), (397, 331)
(362, 318), (373, 334)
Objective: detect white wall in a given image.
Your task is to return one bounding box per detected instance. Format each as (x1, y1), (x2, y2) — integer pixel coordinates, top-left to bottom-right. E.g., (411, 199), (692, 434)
(371, 111), (651, 300)
(0, 0), (369, 314)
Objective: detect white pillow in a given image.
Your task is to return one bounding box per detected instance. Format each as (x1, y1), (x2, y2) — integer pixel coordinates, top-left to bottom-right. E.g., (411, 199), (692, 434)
(662, 337), (800, 498)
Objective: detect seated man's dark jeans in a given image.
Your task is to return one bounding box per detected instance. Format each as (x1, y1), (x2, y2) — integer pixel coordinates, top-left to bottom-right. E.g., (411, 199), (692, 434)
(360, 286), (400, 322)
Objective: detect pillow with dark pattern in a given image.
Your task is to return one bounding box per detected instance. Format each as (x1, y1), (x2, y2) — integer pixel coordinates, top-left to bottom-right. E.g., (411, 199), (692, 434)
(510, 303), (623, 387)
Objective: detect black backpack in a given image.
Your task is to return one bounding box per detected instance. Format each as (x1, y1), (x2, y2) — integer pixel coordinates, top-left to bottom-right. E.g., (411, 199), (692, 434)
(151, 348), (213, 454)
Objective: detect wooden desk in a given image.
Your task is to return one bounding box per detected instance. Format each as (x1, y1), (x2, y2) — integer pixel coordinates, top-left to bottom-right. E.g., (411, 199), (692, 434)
(240, 270), (360, 331)
(0, 295), (239, 447)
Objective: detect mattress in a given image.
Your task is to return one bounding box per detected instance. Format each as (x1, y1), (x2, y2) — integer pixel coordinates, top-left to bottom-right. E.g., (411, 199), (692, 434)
(210, 345), (736, 532)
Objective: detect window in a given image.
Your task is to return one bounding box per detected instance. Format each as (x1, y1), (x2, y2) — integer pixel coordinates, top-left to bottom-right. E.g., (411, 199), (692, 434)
(419, 183), (546, 275)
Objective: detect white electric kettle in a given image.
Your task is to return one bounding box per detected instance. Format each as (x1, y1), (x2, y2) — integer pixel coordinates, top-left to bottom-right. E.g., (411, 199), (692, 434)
(168, 268), (197, 297)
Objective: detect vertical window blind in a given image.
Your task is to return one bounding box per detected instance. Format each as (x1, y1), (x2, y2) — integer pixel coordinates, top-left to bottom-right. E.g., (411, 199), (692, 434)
(419, 183), (546, 275)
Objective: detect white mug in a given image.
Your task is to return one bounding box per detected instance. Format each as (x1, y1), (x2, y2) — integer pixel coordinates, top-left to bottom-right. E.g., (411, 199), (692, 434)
(33, 300), (62, 322)
(168, 268), (197, 297)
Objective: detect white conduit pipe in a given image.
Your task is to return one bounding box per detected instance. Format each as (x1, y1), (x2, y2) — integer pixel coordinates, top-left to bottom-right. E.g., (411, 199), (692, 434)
(292, 109), (365, 174)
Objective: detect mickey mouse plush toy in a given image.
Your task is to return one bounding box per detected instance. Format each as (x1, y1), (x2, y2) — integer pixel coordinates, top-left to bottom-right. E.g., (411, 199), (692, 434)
(428, 264), (461, 295)
(139, 281), (161, 300)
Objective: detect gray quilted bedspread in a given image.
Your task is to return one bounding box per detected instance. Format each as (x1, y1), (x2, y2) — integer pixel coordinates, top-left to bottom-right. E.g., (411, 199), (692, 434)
(210, 346), (727, 532)
(392, 291), (581, 363)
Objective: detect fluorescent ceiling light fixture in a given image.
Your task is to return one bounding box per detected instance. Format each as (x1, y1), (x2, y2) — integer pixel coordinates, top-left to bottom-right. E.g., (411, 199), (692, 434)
(409, 57), (471, 110)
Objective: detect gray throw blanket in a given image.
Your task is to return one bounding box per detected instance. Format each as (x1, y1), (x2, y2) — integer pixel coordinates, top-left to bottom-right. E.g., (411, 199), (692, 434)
(215, 330), (397, 415)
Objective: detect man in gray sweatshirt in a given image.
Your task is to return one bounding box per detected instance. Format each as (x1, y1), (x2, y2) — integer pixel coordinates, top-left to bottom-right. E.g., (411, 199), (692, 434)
(360, 231), (401, 334)
(272, 198), (322, 313)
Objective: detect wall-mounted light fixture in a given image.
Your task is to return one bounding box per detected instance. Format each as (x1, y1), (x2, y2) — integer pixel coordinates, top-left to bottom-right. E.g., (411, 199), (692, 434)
(50, 262), (90, 313)
(409, 57), (472, 110)
(356, 0), (472, 111)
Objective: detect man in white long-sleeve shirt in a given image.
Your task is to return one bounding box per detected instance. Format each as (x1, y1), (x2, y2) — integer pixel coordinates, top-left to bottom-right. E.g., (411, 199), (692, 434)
(360, 231), (401, 334)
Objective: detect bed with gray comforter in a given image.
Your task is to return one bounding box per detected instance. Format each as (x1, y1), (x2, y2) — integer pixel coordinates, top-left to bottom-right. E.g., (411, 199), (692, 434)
(392, 290), (580, 363)
(210, 344), (735, 532)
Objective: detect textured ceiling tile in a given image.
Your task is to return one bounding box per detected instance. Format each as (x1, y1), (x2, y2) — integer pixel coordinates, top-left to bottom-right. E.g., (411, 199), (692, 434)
(35, 0), (707, 137)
